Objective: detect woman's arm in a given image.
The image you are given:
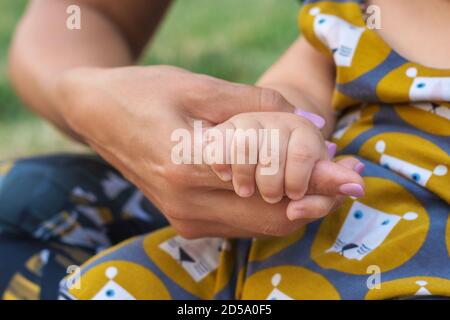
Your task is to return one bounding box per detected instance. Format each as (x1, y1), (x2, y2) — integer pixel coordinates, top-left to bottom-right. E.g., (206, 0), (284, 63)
(8, 0), (172, 141)
(257, 37), (336, 137)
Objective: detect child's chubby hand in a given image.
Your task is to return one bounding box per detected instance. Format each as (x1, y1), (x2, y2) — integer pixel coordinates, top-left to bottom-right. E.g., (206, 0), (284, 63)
(203, 111), (365, 220)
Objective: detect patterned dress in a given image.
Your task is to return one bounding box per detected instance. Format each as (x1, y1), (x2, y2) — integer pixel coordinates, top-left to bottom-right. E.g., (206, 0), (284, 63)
(0, 0), (449, 300)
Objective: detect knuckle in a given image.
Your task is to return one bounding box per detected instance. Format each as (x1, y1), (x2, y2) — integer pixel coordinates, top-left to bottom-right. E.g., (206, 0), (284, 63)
(184, 74), (219, 104)
(285, 182), (307, 197)
(258, 88), (286, 111)
(288, 149), (316, 163)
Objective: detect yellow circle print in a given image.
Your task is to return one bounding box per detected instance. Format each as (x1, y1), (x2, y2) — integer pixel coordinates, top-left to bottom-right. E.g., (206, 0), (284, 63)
(377, 64), (450, 103)
(359, 132), (449, 201)
(248, 228), (305, 262)
(143, 227), (235, 299)
(241, 266), (340, 300)
(394, 102), (450, 136)
(68, 261), (171, 300)
(365, 276), (450, 299)
(311, 177), (429, 274)
(446, 214), (450, 257)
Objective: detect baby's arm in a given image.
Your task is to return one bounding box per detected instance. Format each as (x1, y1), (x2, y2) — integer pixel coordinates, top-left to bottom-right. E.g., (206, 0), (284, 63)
(257, 37), (336, 138)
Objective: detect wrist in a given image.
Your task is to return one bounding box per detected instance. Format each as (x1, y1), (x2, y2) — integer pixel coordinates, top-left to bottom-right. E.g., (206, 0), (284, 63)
(54, 67), (106, 142)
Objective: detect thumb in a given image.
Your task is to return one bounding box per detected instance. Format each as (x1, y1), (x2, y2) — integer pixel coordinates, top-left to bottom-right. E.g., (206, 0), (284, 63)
(206, 84), (294, 123)
(307, 158), (365, 197)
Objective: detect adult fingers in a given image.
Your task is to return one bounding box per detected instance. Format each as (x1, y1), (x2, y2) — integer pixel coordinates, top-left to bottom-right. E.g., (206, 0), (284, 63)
(306, 157), (365, 197)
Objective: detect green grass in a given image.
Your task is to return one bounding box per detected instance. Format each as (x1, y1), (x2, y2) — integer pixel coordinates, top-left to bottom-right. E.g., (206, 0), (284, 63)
(0, 0), (300, 159)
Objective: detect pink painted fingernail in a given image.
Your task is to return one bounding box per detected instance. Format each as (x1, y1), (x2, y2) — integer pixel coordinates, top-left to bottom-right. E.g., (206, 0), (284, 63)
(353, 162), (365, 175)
(294, 109), (326, 129)
(339, 183), (365, 198)
(326, 142), (337, 159)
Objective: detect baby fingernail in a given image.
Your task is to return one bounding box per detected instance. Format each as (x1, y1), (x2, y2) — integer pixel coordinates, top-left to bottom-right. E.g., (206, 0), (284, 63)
(294, 109), (326, 129)
(287, 209), (303, 221)
(353, 162), (365, 174)
(326, 142), (337, 159)
(264, 195), (284, 204)
(286, 192), (302, 201)
(287, 207), (305, 221)
(218, 170), (232, 182)
(238, 185), (253, 198)
(339, 183), (365, 198)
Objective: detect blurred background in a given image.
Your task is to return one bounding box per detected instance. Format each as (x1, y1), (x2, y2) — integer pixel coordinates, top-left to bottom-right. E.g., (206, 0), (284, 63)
(0, 0), (300, 159)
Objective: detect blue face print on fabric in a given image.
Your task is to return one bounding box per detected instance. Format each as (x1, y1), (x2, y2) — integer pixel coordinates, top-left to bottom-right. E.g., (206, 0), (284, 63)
(106, 289), (115, 297)
(354, 210), (363, 219)
(417, 83), (426, 89)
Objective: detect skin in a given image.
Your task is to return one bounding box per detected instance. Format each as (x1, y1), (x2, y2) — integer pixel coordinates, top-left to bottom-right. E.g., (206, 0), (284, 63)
(366, 0), (450, 69)
(8, 0), (447, 238)
(208, 112), (354, 201)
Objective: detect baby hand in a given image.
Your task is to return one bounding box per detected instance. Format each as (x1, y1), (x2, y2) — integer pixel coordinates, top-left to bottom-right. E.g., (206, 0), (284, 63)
(203, 111), (365, 205)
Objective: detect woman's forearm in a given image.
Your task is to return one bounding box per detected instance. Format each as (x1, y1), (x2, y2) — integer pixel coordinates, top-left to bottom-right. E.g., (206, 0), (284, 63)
(8, 0), (170, 141)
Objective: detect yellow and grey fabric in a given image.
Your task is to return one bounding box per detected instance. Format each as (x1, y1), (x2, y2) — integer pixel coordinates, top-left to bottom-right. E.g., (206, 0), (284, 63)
(1, 0), (449, 300)
(0, 155), (167, 299)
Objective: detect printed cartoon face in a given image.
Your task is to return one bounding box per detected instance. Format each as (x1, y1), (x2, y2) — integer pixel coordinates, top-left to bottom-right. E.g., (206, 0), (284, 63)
(359, 133), (449, 195)
(394, 102), (450, 136)
(377, 64), (450, 103)
(375, 140), (447, 187)
(91, 267), (135, 300)
(64, 261), (171, 300)
(406, 67), (450, 101)
(159, 236), (227, 282)
(309, 7), (364, 67)
(144, 228), (235, 299)
(327, 201), (418, 261)
(365, 277), (450, 299)
(311, 177), (429, 274)
(266, 274), (294, 300)
(241, 266), (340, 300)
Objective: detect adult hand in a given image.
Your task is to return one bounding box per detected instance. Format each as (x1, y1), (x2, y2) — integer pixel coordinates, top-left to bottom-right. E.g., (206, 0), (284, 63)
(57, 65), (363, 238)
